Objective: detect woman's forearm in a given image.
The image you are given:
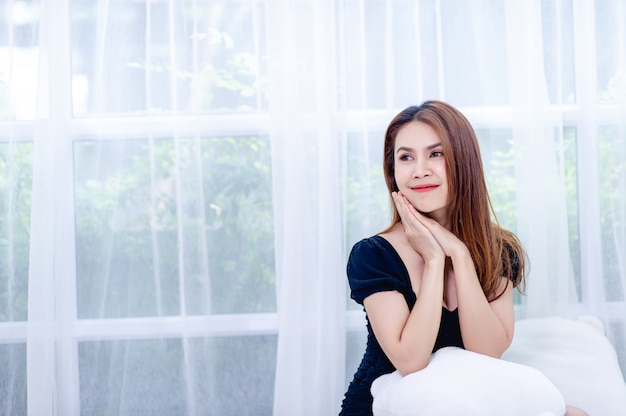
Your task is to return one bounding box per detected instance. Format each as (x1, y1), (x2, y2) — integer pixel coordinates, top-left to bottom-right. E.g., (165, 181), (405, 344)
(395, 257), (446, 374)
(451, 249), (514, 357)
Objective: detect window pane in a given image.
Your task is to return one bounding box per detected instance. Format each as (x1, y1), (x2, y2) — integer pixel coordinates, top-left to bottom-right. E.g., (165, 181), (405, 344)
(477, 129), (524, 302)
(441, 0), (509, 106)
(341, 0), (445, 109)
(0, 343), (26, 415)
(69, 0), (267, 116)
(199, 136), (275, 314)
(595, 0), (626, 104)
(340, 0), (388, 109)
(340, 0), (510, 108)
(560, 127), (581, 296)
(480, 127), (583, 301)
(390, 0), (421, 107)
(599, 125), (625, 301)
(344, 130), (388, 310)
(477, 129), (517, 232)
(608, 320), (626, 380)
(0, 142), (32, 322)
(74, 136), (275, 318)
(541, 0), (576, 105)
(344, 130), (388, 247)
(0, 0), (40, 121)
(79, 335), (276, 416)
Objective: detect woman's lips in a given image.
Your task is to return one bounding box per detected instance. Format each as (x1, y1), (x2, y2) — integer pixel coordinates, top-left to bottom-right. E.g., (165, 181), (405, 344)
(412, 185), (438, 192)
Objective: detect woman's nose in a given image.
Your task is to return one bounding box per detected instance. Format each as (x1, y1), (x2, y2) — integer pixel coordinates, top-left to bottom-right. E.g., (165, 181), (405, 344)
(412, 158), (430, 178)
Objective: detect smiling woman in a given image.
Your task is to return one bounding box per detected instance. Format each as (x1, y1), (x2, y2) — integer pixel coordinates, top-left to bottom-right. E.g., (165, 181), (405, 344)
(340, 101), (587, 416)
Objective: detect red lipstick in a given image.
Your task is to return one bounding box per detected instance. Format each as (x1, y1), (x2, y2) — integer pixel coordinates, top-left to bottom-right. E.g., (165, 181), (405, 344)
(412, 185), (439, 192)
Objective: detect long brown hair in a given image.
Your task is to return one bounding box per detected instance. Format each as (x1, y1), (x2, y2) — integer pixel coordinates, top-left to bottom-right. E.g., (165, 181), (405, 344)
(382, 100), (526, 299)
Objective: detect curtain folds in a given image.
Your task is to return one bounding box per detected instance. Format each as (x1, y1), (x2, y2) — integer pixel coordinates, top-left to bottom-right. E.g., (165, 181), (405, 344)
(0, 0), (624, 415)
(267, 1), (346, 414)
(504, 0), (576, 317)
(28, 1), (76, 414)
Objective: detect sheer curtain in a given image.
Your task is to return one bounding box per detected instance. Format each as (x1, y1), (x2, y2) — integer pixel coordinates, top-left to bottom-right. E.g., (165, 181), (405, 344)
(504, 0), (576, 316)
(266, 1), (346, 414)
(0, 0), (625, 415)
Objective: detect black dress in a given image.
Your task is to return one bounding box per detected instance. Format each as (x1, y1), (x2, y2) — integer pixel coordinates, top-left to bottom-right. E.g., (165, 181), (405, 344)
(339, 235), (465, 416)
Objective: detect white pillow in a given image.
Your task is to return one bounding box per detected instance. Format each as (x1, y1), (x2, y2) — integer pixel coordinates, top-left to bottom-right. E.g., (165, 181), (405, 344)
(371, 346), (566, 416)
(502, 315), (626, 416)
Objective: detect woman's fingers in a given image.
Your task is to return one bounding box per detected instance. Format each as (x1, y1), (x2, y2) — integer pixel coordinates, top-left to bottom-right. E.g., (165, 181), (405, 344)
(393, 192), (444, 260)
(392, 192), (411, 226)
(398, 194), (463, 258)
(393, 192), (422, 226)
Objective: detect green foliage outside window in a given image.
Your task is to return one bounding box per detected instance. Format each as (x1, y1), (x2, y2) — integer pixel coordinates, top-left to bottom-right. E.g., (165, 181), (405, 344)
(73, 135), (276, 318)
(0, 142), (32, 322)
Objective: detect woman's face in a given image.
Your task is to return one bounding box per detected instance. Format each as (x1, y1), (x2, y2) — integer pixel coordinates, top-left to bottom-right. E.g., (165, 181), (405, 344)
(393, 121), (449, 224)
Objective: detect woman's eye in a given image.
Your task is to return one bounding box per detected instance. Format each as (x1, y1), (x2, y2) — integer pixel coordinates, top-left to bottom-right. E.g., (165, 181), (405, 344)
(430, 151), (444, 158)
(399, 154), (413, 161)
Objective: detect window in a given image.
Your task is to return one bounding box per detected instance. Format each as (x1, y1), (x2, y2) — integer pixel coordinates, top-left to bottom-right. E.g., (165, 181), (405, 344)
(1, 1), (625, 414)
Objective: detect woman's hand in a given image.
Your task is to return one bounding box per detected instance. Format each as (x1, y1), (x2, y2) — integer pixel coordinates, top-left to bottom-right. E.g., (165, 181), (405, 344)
(411, 209), (468, 260)
(392, 192), (445, 262)
(394, 192), (469, 259)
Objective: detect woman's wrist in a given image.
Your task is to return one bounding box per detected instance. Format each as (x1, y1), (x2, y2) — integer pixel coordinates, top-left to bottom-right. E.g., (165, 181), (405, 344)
(423, 253), (446, 267)
(449, 244), (471, 263)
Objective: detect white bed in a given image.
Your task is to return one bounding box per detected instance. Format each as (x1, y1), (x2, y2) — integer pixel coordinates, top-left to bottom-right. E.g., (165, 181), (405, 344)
(502, 316), (626, 415)
(371, 316), (626, 416)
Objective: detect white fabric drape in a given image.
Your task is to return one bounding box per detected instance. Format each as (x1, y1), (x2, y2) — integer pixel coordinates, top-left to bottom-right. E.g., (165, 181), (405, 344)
(0, 0), (624, 415)
(504, 0), (576, 317)
(266, 1), (346, 414)
(28, 0), (77, 414)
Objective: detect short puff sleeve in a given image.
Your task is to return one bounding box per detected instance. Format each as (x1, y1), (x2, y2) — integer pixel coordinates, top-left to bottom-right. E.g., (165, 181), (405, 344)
(347, 236), (412, 305)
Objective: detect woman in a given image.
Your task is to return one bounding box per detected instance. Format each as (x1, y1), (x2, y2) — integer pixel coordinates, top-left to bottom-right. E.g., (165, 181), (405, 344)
(339, 101), (587, 415)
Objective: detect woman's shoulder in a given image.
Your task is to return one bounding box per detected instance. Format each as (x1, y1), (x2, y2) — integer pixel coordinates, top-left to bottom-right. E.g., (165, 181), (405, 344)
(349, 226), (405, 260)
(349, 234), (394, 260)
(347, 230), (412, 304)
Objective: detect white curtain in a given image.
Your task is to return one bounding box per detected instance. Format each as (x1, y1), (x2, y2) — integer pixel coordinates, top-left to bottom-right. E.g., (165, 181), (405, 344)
(266, 1), (346, 414)
(504, 0), (576, 316)
(0, 0), (624, 415)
